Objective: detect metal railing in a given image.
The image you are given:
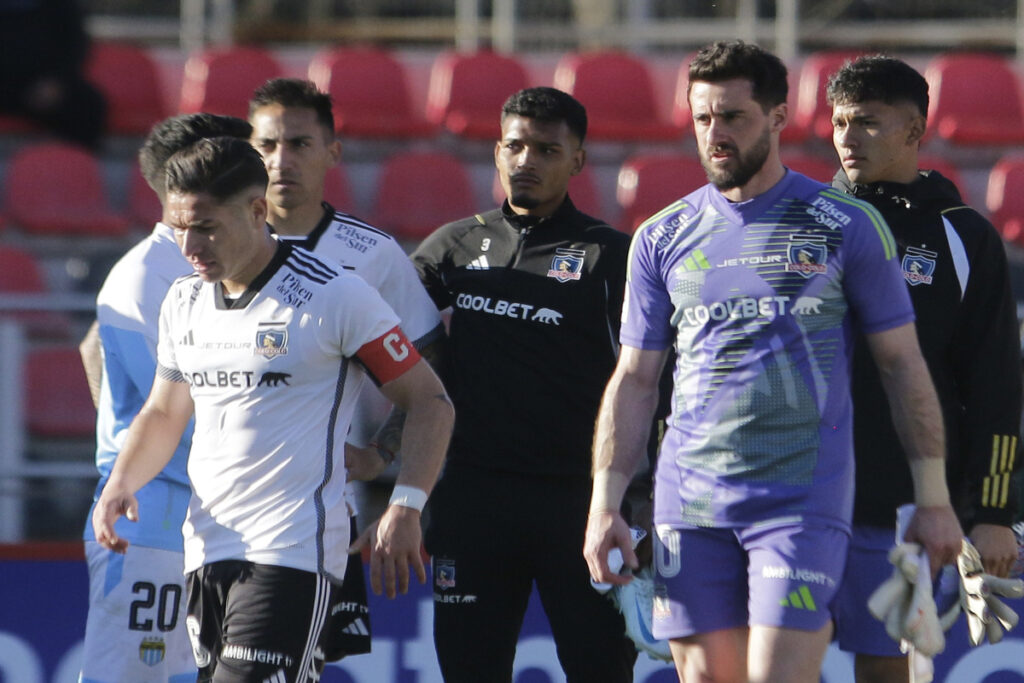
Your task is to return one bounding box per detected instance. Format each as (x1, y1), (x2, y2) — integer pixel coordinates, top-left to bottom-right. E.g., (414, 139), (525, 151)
(86, 0), (1024, 60)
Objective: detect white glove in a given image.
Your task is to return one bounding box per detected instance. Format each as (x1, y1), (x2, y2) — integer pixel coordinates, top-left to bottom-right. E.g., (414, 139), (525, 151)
(957, 538), (1024, 646)
(867, 543), (946, 657)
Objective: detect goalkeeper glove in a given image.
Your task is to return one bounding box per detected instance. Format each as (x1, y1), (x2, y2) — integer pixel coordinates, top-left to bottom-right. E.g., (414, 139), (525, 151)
(957, 538), (1024, 646)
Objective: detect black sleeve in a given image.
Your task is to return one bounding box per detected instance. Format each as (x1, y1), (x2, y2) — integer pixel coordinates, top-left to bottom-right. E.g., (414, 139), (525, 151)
(409, 222), (458, 311)
(950, 211), (1023, 527)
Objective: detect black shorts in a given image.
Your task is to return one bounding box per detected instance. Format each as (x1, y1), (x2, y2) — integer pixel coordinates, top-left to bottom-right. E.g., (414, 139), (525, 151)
(186, 560), (334, 683)
(320, 517), (372, 660)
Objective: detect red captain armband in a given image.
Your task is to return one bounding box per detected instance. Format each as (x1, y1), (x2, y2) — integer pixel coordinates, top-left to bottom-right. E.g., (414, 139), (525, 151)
(356, 325), (421, 385)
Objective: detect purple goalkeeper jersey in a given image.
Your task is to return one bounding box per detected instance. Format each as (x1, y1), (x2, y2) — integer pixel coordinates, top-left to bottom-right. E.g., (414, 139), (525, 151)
(622, 171), (913, 531)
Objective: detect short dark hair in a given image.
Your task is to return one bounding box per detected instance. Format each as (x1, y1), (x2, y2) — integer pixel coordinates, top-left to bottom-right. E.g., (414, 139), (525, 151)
(688, 40), (788, 112)
(249, 77), (335, 133)
(826, 55), (929, 118)
(501, 87), (588, 144)
(165, 137), (268, 202)
(139, 114), (252, 198)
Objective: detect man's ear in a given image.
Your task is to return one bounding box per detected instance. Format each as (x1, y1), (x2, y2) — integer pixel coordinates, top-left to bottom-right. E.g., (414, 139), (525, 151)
(571, 147), (586, 176)
(907, 115), (927, 145)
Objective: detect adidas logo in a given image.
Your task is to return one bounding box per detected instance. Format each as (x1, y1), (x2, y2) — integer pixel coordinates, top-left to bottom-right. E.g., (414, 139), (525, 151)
(466, 256), (490, 270)
(261, 669), (286, 683)
(179, 329), (195, 346)
(678, 248), (711, 272)
(779, 585), (817, 611)
(342, 618), (369, 636)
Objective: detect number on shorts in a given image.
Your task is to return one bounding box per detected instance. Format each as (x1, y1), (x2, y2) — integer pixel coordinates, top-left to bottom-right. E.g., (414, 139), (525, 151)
(129, 581), (182, 632)
(655, 528), (682, 578)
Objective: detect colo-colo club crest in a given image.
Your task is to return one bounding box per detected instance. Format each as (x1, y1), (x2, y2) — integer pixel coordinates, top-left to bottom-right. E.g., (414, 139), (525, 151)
(902, 246), (937, 286)
(547, 248), (586, 283)
(786, 234), (828, 278)
(254, 322), (288, 358)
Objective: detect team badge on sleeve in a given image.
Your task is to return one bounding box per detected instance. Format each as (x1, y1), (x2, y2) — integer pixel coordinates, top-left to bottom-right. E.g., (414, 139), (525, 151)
(786, 235), (828, 278)
(902, 247), (936, 286)
(547, 248), (586, 282)
(254, 322), (288, 358)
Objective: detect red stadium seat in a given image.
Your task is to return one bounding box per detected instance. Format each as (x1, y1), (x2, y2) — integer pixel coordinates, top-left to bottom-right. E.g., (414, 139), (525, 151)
(0, 246), (71, 339)
(616, 153), (707, 232)
(986, 155), (1024, 245)
(308, 47), (434, 139)
(426, 50), (529, 140)
(925, 52), (1024, 145)
(490, 165), (604, 222)
(554, 51), (680, 142)
(371, 151), (476, 241)
(179, 46), (283, 119)
(790, 51), (866, 143)
(24, 347), (96, 438)
(782, 153), (836, 183)
(85, 42), (167, 135)
(4, 143), (129, 237)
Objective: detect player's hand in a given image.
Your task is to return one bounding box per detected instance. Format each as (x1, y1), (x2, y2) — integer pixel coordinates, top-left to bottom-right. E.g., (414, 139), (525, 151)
(904, 504), (963, 575)
(350, 505), (425, 599)
(968, 523), (1018, 578)
(584, 510), (637, 587)
(344, 443), (391, 482)
(91, 487), (138, 554)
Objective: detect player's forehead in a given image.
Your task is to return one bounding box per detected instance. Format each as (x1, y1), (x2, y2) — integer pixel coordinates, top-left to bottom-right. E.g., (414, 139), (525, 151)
(499, 115), (575, 147)
(250, 103), (328, 142)
(688, 78), (758, 114)
(165, 190), (231, 225)
(831, 98), (915, 122)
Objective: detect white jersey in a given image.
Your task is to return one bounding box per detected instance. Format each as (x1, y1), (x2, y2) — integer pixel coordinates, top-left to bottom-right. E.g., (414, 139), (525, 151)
(156, 241), (409, 581)
(277, 203), (443, 447)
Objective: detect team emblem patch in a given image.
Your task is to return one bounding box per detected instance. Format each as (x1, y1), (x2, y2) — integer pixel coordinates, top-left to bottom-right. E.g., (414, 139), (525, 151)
(139, 636), (166, 667)
(902, 247), (936, 286)
(786, 235), (828, 278)
(547, 248), (586, 282)
(254, 322), (288, 358)
(435, 559), (456, 590)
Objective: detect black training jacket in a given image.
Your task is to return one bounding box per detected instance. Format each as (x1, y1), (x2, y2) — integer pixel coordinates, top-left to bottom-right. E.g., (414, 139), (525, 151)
(835, 169), (1022, 529)
(411, 197), (630, 479)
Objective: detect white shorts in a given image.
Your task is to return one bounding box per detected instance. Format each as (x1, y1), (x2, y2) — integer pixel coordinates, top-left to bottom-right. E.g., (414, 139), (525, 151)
(80, 541), (197, 683)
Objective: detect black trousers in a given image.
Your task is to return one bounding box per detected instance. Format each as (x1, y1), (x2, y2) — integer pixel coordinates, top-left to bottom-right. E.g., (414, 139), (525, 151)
(425, 465), (636, 683)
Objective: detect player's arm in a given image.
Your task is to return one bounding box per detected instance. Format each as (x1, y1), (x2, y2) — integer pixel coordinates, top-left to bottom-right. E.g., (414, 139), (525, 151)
(345, 334), (447, 482)
(91, 372), (194, 553)
(865, 321), (963, 573)
(585, 344), (669, 586)
(79, 320), (102, 408)
(951, 220), (1023, 576)
(349, 327), (454, 599)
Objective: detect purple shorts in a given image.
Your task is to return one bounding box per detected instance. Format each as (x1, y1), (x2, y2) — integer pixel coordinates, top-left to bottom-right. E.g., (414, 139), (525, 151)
(834, 524), (908, 656)
(651, 521), (848, 640)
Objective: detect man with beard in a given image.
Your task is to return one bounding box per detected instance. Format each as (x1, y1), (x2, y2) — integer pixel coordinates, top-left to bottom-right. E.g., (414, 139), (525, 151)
(584, 41), (963, 683)
(411, 87), (636, 682)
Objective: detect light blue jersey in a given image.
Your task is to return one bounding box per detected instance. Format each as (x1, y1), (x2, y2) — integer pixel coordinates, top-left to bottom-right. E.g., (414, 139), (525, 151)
(622, 171), (914, 531)
(84, 223), (194, 550)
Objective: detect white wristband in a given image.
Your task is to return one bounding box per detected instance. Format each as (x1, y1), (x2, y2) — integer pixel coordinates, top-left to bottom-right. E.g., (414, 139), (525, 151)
(388, 485), (428, 512)
(909, 458), (951, 508)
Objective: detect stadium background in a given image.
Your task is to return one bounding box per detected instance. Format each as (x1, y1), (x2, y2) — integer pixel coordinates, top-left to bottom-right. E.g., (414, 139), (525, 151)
(2, 1), (1024, 680)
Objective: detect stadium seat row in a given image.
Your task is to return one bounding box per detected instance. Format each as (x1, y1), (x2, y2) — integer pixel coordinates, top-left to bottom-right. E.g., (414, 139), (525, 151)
(0, 141), (1021, 241)
(2, 44), (1023, 146)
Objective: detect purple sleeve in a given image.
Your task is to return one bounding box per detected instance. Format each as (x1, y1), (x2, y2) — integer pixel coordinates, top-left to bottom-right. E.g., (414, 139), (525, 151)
(841, 205), (915, 334)
(620, 226), (675, 349)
